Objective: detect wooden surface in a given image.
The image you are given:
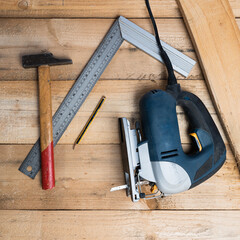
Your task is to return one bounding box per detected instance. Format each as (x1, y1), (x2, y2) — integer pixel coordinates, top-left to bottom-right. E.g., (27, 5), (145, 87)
(0, 1), (240, 239)
(177, 0), (240, 171)
(1, 211), (240, 240)
(0, 0), (240, 18)
(38, 65), (53, 152)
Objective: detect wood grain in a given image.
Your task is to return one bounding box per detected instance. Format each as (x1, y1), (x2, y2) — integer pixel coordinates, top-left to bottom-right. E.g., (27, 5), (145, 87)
(0, 0), (239, 18)
(0, 80), (227, 144)
(178, 0), (240, 169)
(0, 80), (216, 113)
(0, 17), (239, 82)
(0, 144), (239, 210)
(0, 18), (201, 81)
(38, 65), (53, 151)
(1, 210), (240, 239)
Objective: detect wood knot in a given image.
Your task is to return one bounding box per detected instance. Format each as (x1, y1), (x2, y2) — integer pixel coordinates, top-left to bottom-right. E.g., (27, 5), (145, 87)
(145, 234), (156, 240)
(18, 0), (28, 10)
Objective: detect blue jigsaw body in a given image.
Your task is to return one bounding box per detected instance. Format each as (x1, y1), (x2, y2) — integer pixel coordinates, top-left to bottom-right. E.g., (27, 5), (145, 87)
(139, 84), (226, 190)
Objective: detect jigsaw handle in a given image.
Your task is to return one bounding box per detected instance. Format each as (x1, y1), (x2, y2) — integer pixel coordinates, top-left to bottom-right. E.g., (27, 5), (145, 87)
(38, 65), (55, 190)
(139, 89), (226, 192)
(177, 91), (226, 186)
(177, 91), (224, 154)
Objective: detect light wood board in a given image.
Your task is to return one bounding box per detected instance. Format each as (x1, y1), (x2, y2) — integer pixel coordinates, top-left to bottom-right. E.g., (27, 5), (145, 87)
(0, 0), (240, 18)
(178, 0), (240, 169)
(0, 18), (201, 81)
(0, 80), (226, 145)
(0, 144), (239, 210)
(1, 210), (240, 240)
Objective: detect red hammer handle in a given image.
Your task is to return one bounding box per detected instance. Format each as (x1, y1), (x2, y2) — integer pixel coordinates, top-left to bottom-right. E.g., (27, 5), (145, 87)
(38, 65), (55, 190)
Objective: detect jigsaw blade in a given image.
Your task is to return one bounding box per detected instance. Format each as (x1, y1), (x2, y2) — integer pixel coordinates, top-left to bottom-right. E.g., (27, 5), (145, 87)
(110, 181), (150, 192)
(119, 118), (140, 202)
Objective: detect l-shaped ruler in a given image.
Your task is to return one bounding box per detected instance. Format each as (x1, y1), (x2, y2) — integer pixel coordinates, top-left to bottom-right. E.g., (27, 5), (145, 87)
(19, 16), (196, 179)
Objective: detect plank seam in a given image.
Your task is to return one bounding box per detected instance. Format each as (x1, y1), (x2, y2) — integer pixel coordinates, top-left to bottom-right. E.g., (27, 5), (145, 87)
(1, 209), (240, 211)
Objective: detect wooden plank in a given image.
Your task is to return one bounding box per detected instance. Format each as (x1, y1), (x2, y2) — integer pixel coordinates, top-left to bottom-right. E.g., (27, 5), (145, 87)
(0, 80), (216, 113)
(0, 80), (227, 144)
(177, 0), (240, 169)
(0, 0), (239, 18)
(0, 17), (238, 82)
(0, 0), (179, 18)
(0, 144), (239, 210)
(0, 18), (201, 81)
(1, 210), (240, 239)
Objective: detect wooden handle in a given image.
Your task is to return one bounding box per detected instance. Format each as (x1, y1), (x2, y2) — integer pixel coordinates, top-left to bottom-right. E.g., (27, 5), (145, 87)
(38, 65), (55, 190)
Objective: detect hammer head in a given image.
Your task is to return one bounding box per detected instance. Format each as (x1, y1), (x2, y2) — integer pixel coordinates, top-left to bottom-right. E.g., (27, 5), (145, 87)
(22, 52), (72, 68)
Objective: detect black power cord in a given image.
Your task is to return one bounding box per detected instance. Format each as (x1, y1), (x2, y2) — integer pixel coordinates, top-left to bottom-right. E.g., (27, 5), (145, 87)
(145, 0), (177, 86)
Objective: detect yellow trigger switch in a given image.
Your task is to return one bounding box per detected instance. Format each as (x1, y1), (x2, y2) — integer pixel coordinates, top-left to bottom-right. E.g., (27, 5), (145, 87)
(190, 132), (202, 152)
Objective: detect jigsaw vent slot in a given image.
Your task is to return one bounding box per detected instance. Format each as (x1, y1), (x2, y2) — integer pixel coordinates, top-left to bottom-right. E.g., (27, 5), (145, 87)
(161, 149), (177, 154)
(162, 154), (178, 159)
(151, 90), (158, 94)
(161, 149), (178, 159)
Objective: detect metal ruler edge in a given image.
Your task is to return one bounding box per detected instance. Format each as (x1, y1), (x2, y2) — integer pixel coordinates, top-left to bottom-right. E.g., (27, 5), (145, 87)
(19, 16), (196, 179)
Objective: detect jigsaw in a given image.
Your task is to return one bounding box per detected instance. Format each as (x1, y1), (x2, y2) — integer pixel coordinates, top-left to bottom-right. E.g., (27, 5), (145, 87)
(111, 0), (226, 202)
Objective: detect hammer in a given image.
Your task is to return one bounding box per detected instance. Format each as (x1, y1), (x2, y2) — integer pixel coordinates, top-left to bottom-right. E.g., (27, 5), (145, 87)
(22, 52), (72, 190)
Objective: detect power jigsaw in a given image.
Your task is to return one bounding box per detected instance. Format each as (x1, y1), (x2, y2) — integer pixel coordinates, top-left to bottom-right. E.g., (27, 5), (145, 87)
(113, 84), (226, 201)
(111, 0), (226, 202)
